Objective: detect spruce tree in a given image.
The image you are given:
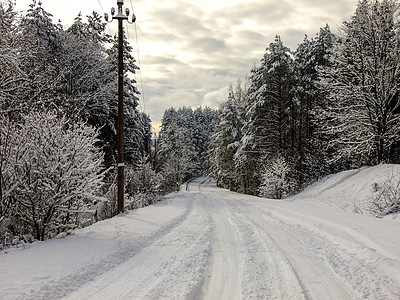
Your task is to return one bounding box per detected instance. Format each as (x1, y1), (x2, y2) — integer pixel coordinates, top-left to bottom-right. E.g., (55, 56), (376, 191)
(17, 0), (62, 110)
(294, 25), (336, 183)
(236, 36), (295, 195)
(0, 1), (24, 112)
(210, 82), (246, 191)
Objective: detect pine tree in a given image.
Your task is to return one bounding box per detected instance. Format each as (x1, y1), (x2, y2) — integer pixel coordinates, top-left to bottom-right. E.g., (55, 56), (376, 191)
(193, 106), (215, 173)
(236, 36), (295, 195)
(157, 106), (216, 190)
(158, 108), (195, 191)
(294, 25), (336, 183)
(210, 81), (246, 191)
(138, 112), (153, 159)
(106, 32), (142, 166)
(17, 0), (62, 110)
(0, 1), (24, 112)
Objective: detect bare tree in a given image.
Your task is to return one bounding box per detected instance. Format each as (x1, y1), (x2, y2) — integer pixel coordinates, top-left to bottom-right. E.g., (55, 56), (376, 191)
(318, 0), (400, 165)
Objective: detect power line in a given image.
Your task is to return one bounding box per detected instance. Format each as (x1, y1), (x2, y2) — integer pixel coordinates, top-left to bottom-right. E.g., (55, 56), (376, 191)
(97, 0), (111, 35)
(134, 21), (146, 113)
(125, 20), (142, 111)
(97, 0), (105, 12)
(129, 0), (146, 113)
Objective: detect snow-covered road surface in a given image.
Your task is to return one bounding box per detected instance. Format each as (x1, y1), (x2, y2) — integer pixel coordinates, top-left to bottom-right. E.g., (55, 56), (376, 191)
(1, 176), (400, 299)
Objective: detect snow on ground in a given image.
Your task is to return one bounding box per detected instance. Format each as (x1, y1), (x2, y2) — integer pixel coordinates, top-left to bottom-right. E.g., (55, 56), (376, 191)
(1, 167), (400, 299)
(292, 164), (400, 219)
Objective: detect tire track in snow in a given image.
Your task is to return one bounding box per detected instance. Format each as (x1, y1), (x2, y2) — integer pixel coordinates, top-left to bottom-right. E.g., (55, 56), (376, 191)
(200, 197), (244, 299)
(190, 179), (400, 299)
(200, 180), (360, 299)
(21, 196), (196, 300)
(218, 181), (400, 299)
(244, 205), (357, 299)
(64, 192), (214, 300)
(222, 198), (310, 299)
(198, 180), (309, 299)
(254, 205), (400, 299)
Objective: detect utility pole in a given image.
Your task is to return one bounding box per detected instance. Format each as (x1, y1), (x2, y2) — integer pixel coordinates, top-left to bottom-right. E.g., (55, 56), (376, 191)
(105, 0), (136, 214)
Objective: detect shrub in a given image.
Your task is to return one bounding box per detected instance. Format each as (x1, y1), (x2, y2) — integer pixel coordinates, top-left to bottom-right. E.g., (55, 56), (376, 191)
(125, 157), (164, 209)
(368, 168), (400, 217)
(0, 111), (107, 245)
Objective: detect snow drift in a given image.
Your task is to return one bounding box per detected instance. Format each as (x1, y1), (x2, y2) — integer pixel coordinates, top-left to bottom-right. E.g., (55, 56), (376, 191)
(292, 164), (400, 220)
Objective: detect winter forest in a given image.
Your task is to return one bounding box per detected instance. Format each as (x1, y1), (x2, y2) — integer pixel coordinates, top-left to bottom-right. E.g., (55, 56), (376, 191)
(163, 0), (400, 197)
(1, 0), (400, 249)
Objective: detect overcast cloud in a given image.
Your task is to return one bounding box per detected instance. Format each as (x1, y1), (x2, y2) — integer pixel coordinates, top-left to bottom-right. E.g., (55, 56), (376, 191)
(15, 0), (359, 131)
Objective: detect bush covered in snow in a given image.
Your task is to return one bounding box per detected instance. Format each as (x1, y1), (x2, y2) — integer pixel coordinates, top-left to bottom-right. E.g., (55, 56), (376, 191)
(259, 155), (296, 199)
(125, 158), (164, 209)
(368, 168), (400, 217)
(95, 158), (164, 219)
(0, 111), (107, 246)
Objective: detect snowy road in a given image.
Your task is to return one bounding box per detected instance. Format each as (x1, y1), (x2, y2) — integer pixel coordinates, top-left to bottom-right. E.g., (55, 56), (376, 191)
(1, 177), (400, 299)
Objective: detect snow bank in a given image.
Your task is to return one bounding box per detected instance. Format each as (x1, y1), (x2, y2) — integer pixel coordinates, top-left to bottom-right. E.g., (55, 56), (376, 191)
(0, 193), (189, 299)
(292, 164), (400, 219)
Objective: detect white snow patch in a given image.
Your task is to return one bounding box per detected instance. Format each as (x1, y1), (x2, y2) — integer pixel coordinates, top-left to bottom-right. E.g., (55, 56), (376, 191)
(292, 164), (400, 219)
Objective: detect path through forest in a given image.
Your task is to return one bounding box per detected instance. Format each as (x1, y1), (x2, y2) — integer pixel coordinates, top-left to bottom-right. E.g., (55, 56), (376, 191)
(1, 177), (400, 299)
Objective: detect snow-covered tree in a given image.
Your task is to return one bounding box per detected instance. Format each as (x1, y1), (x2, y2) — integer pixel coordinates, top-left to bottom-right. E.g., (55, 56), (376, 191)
(0, 1), (25, 112)
(319, 0), (400, 165)
(134, 112), (153, 161)
(293, 25), (336, 183)
(59, 13), (114, 123)
(106, 31), (142, 166)
(235, 36), (295, 195)
(193, 107), (216, 173)
(0, 111), (106, 241)
(294, 26), (335, 151)
(158, 108), (196, 191)
(125, 157), (163, 208)
(157, 106), (215, 190)
(259, 155), (295, 199)
(16, 0), (62, 110)
(210, 81), (246, 191)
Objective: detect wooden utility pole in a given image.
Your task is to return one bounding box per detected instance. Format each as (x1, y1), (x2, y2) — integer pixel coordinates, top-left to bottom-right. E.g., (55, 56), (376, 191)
(105, 0), (136, 214)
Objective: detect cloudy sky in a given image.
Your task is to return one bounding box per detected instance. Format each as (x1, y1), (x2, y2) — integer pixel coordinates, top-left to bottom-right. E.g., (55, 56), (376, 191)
(15, 0), (359, 132)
